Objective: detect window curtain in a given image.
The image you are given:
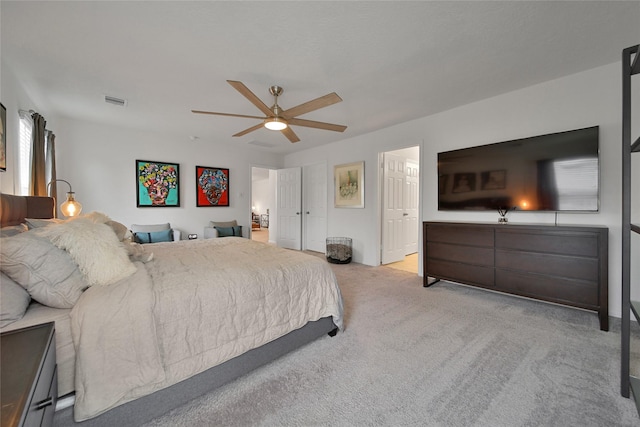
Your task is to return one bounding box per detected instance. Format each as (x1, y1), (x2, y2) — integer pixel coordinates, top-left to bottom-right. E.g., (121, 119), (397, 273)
(29, 113), (47, 196)
(45, 130), (57, 201)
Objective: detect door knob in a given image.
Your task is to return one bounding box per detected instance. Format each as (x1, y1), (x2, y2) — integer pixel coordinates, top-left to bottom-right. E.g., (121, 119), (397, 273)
(306, 211), (310, 214)
(296, 212), (300, 215)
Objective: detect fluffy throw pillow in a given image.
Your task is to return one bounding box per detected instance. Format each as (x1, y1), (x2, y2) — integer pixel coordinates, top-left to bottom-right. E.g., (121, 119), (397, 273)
(214, 225), (242, 237)
(36, 217), (137, 286)
(0, 232), (87, 308)
(0, 272), (31, 327)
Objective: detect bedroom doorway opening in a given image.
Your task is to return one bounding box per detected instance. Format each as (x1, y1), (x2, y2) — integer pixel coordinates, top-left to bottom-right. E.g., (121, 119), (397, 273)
(380, 145), (420, 274)
(251, 166), (275, 245)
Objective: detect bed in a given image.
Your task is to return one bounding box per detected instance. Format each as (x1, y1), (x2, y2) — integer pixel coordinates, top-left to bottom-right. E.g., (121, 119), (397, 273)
(0, 193), (343, 425)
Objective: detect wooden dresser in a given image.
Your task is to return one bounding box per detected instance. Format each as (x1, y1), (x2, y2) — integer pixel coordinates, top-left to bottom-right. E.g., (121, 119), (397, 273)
(423, 222), (609, 331)
(1, 322), (57, 427)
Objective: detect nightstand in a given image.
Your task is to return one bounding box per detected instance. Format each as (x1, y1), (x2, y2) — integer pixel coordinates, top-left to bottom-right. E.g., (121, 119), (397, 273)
(1, 322), (57, 427)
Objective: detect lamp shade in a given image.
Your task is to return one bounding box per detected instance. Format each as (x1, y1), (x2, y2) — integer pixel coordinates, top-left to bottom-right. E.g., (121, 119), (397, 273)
(60, 192), (82, 217)
(264, 117), (287, 131)
(47, 179), (82, 218)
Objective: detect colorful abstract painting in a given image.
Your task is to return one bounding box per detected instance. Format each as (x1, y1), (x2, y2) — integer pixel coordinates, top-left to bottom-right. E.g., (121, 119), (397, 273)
(136, 160), (180, 207)
(196, 166), (229, 207)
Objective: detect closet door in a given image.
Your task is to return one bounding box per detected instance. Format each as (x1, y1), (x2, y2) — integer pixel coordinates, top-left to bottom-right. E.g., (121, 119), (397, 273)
(303, 162), (327, 253)
(276, 167), (302, 250)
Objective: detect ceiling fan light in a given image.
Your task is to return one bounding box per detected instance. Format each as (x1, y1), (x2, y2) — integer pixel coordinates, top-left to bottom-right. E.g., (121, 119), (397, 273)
(264, 117), (287, 131)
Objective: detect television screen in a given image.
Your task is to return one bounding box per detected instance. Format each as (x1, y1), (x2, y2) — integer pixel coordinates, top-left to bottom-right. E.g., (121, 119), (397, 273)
(437, 126), (599, 212)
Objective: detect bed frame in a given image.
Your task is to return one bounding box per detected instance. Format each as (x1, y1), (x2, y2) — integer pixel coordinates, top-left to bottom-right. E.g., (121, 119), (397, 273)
(0, 193), (339, 425)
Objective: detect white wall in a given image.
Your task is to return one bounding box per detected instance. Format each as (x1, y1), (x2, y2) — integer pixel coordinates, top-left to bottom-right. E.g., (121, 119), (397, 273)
(52, 117), (283, 238)
(0, 65), (60, 194)
(286, 62), (632, 319)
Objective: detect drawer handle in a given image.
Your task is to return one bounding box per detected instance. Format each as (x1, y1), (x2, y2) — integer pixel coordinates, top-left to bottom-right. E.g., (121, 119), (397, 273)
(34, 397), (54, 410)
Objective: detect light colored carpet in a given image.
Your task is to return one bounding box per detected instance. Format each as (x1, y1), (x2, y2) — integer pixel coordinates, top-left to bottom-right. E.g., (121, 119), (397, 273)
(143, 259), (640, 426)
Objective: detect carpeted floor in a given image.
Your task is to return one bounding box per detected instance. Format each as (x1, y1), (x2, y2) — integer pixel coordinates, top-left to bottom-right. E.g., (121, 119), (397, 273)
(143, 259), (640, 426)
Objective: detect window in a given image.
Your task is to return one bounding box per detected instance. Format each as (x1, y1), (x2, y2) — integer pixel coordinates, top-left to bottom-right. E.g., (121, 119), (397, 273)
(18, 111), (33, 196)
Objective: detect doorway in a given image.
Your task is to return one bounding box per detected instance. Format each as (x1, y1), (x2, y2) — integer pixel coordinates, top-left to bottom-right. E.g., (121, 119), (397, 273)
(251, 166), (274, 244)
(380, 146), (420, 273)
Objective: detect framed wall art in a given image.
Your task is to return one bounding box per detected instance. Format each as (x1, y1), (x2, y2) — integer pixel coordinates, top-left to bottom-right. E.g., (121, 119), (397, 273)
(196, 165), (229, 207)
(334, 161), (364, 208)
(0, 103), (6, 171)
(481, 169), (506, 190)
(136, 160), (180, 207)
(452, 172), (476, 193)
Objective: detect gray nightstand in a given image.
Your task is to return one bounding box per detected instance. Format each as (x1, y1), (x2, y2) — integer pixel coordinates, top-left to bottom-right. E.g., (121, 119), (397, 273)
(1, 322), (57, 427)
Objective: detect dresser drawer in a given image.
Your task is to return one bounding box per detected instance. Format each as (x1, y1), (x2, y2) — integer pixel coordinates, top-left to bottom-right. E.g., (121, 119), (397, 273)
(495, 269), (598, 308)
(495, 229), (598, 257)
(427, 242), (494, 267)
(24, 335), (57, 427)
(495, 250), (598, 282)
(426, 224), (494, 247)
(426, 258), (494, 287)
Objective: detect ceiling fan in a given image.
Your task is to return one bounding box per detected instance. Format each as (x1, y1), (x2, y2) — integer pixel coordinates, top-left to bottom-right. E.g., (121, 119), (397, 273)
(192, 80), (347, 143)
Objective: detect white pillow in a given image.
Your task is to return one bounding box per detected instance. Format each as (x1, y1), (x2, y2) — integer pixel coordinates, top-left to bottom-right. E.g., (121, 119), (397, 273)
(36, 218), (136, 286)
(0, 272), (31, 327)
(0, 232), (87, 308)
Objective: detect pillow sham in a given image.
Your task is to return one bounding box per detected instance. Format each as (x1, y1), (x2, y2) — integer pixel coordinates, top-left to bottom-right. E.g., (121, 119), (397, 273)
(134, 229), (173, 244)
(0, 232), (87, 308)
(214, 225), (243, 237)
(36, 218), (137, 287)
(209, 220), (238, 228)
(0, 223), (27, 237)
(0, 272), (31, 327)
(25, 217), (63, 229)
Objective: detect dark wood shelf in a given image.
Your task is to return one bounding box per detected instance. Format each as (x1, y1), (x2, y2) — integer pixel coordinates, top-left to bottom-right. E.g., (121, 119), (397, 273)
(632, 224), (640, 234)
(632, 136), (640, 153)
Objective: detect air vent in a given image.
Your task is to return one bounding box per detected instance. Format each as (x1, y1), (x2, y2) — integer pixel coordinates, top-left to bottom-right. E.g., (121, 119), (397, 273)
(247, 140), (277, 148)
(104, 95), (127, 107)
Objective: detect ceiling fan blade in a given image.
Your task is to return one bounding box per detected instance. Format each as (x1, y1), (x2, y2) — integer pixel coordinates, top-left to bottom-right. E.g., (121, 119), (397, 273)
(227, 80), (274, 117)
(281, 126), (300, 143)
(192, 110), (265, 120)
(233, 122), (264, 137)
(288, 117), (347, 133)
(283, 92), (342, 118)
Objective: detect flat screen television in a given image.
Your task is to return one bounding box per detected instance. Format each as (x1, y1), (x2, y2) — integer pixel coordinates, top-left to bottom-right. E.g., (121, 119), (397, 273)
(437, 126), (599, 212)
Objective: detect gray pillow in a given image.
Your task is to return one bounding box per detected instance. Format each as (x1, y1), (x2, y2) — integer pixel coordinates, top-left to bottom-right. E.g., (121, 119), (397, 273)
(0, 232), (87, 308)
(209, 220), (238, 228)
(0, 224), (27, 237)
(0, 272), (31, 328)
(25, 218), (62, 229)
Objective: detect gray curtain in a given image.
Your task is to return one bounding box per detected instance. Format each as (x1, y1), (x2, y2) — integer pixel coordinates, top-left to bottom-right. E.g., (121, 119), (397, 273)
(45, 130), (57, 201)
(29, 113), (47, 196)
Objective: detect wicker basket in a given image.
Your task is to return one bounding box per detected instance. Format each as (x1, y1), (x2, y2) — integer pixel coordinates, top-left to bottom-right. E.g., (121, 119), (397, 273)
(326, 237), (352, 264)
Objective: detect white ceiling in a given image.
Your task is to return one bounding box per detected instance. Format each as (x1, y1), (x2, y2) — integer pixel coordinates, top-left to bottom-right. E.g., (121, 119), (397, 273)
(2, 1), (639, 155)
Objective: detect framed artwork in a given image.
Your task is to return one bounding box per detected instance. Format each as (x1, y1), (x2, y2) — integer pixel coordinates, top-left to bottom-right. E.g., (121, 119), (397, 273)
(136, 160), (180, 207)
(0, 103), (6, 171)
(334, 161), (364, 208)
(438, 174), (448, 195)
(481, 170), (506, 190)
(196, 165), (229, 207)
(452, 172), (476, 193)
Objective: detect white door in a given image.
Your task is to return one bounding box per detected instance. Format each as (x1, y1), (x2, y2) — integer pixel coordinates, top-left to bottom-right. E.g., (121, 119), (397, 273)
(381, 153), (406, 264)
(404, 160), (419, 255)
(303, 162), (327, 253)
(276, 167), (302, 250)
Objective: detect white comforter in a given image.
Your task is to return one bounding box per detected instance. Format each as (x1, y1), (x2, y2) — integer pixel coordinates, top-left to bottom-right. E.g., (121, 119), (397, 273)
(70, 238), (343, 421)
